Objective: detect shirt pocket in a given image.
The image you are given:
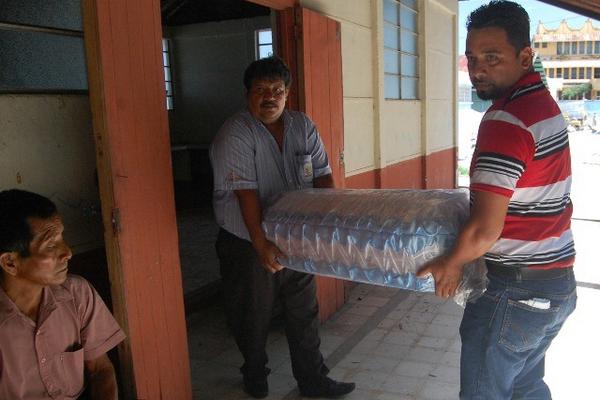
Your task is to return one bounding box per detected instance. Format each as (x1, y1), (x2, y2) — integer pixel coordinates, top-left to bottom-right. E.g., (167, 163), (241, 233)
(58, 348), (85, 397)
(296, 154), (313, 186)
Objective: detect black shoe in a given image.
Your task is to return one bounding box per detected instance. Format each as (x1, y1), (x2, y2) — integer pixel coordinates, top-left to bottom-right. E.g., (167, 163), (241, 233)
(243, 376), (268, 399)
(298, 376), (356, 398)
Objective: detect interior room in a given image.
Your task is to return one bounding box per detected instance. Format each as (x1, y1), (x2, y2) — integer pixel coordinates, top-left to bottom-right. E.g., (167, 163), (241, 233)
(160, 0), (274, 307)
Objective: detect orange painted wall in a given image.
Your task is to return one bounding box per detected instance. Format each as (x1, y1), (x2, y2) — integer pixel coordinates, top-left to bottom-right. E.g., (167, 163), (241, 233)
(346, 147), (457, 190)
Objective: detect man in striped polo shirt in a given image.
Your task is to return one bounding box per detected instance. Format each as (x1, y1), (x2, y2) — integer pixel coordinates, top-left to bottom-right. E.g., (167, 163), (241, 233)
(210, 57), (354, 399)
(418, 2), (577, 399)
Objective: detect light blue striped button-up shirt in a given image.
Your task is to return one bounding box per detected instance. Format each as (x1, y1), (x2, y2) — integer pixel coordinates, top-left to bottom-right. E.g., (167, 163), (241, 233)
(210, 109), (332, 241)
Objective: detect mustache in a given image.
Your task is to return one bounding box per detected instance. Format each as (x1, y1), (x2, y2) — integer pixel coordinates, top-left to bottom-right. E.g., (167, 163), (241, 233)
(261, 101), (278, 108)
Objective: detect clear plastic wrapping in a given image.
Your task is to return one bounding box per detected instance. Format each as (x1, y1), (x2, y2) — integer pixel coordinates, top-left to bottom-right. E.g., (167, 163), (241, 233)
(262, 188), (487, 306)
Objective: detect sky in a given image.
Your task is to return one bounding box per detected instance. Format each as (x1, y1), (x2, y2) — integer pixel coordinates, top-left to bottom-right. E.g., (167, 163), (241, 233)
(458, 0), (600, 55)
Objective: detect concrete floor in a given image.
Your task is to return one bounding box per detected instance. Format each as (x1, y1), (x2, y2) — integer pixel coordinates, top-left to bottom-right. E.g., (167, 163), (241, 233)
(184, 130), (600, 399)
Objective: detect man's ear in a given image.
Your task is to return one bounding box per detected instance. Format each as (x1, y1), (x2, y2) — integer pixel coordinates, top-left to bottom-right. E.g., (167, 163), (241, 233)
(520, 47), (534, 70)
(0, 252), (19, 277)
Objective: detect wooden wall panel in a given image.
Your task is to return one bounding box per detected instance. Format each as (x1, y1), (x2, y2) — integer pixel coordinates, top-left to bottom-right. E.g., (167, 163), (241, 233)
(277, 6), (346, 321)
(296, 7), (346, 320)
(82, 0), (192, 398)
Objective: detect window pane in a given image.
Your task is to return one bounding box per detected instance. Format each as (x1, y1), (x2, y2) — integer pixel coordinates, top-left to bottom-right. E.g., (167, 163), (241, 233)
(401, 77), (418, 99)
(400, 5), (417, 33)
(384, 49), (400, 73)
(587, 41), (593, 54)
(579, 67), (585, 79)
(556, 68), (562, 78)
(579, 41), (585, 54)
(564, 42), (570, 55)
(384, 0), (399, 24)
(571, 42), (577, 53)
(401, 54), (418, 77)
(587, 67), (593, 79)
(401, 0), (418, 9)
(549, 68), (554, 78)
(258, 30), (272, 45)
(163, 52), (169, 66)
(384, 25), (399, 49)
(596, 41), (600, 54)
(400, 30), (417, 54)
(542, 42), (547, 48)
(259, 45), (273, 59)
(557, 42), (562, 55)
(385, 74), (400, 99)
(595, 68), (600, 78)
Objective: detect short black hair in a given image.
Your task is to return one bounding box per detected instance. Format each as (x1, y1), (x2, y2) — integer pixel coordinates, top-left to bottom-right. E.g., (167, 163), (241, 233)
(0, 189), (58, 257)
(467, 1), (531, 53)
(243, 56), (292, 91)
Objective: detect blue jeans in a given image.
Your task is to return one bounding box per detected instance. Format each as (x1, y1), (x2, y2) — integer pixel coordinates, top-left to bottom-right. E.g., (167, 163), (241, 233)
(459, 268), (577, 399)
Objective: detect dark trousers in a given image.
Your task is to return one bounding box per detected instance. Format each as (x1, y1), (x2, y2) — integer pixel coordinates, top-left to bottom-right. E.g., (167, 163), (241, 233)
(215, 228), (328, 384)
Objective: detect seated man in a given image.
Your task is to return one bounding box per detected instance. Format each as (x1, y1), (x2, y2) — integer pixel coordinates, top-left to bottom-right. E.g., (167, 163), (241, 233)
(0, 189), (126, 400)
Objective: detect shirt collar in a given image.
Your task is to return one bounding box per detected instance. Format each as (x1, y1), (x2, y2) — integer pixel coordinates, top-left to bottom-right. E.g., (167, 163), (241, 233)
(0, 278), (74, 326)
(494, 71), (543, 105)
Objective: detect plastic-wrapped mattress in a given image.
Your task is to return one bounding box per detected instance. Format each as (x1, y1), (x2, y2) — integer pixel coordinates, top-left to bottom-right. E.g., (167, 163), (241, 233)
(262, 189), (487, 305)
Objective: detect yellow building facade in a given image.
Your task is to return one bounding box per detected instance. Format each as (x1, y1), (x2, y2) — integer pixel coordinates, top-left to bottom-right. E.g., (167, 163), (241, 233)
(533, 19), (600, 100)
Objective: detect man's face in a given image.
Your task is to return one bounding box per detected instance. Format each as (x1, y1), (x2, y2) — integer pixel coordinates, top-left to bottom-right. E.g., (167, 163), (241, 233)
(247, 78), (289, 125)
(13, 215), (72, 287)
(466, 27), (533, 100)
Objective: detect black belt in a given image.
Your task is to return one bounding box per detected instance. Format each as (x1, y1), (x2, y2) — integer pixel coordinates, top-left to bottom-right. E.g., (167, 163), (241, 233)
(486, 262), (573, 281)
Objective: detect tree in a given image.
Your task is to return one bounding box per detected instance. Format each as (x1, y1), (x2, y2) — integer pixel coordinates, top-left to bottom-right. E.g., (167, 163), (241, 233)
(562, 83), (592, 100)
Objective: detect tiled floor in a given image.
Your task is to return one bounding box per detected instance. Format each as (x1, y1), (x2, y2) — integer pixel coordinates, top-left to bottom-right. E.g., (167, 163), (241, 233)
(186, 284), (464, 400)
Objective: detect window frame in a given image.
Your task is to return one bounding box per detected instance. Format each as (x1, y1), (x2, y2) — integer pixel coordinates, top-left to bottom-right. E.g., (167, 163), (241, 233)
(162, 38), (174, 110)
(383, 0), (419, 100)
(255, 28), (273, 60)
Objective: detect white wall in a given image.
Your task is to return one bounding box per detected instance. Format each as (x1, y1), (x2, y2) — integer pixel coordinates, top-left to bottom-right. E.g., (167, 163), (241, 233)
(0, 95), (103, 253)
(300, 0), (458, 178)
(165, 16), (271, 146)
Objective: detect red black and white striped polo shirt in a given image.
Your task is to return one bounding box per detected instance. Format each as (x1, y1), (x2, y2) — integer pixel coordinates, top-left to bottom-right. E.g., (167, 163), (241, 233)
(470, 72), (575, 269)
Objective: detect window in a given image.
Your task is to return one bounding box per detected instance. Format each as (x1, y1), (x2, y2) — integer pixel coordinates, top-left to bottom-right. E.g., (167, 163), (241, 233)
(255, 29), (273, 59)
(565, 42), (571, 55)
(162, 38), (174, 110)
(542, 42), (548, 48)
(534, 42), (540, 48)
(557, 42), (563, 55)
(579, 41), (585, 54)
(596, 41), (600, 54)
(587, 67), (592, 79)
(595, 68), (600, 79)
(587, 41), (593, 54)
(383, 0), (419, 100)
(579, 67), (585, 79)
(556, 68), (562, 78)
(549, 68), (555, 78)
(571, 42), (577, 54)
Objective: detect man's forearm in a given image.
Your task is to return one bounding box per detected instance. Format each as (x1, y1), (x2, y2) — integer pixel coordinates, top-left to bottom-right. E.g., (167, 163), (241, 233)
(234, 189), (266, 248)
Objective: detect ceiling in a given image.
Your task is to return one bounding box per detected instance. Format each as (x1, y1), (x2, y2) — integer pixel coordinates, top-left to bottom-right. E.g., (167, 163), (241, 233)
(538, 0), (600, 21)
(458, 0), (600, 21)
(164, 0), (600, 28)
(161, 0), (269, 26)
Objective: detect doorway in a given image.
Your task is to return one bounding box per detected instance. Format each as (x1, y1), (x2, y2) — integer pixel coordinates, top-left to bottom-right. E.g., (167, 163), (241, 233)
(160, 0), (274, 307)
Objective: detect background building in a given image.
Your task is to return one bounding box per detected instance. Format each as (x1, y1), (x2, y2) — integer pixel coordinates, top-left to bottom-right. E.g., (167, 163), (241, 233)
(533, 18), (600, 100)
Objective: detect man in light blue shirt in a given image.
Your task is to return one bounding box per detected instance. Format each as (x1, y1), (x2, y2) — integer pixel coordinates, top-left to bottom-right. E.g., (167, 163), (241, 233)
(210, 57), (354, 399)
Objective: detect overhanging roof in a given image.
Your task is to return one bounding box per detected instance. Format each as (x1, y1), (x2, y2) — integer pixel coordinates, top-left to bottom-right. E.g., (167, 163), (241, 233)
(538, 0), (600, 21)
